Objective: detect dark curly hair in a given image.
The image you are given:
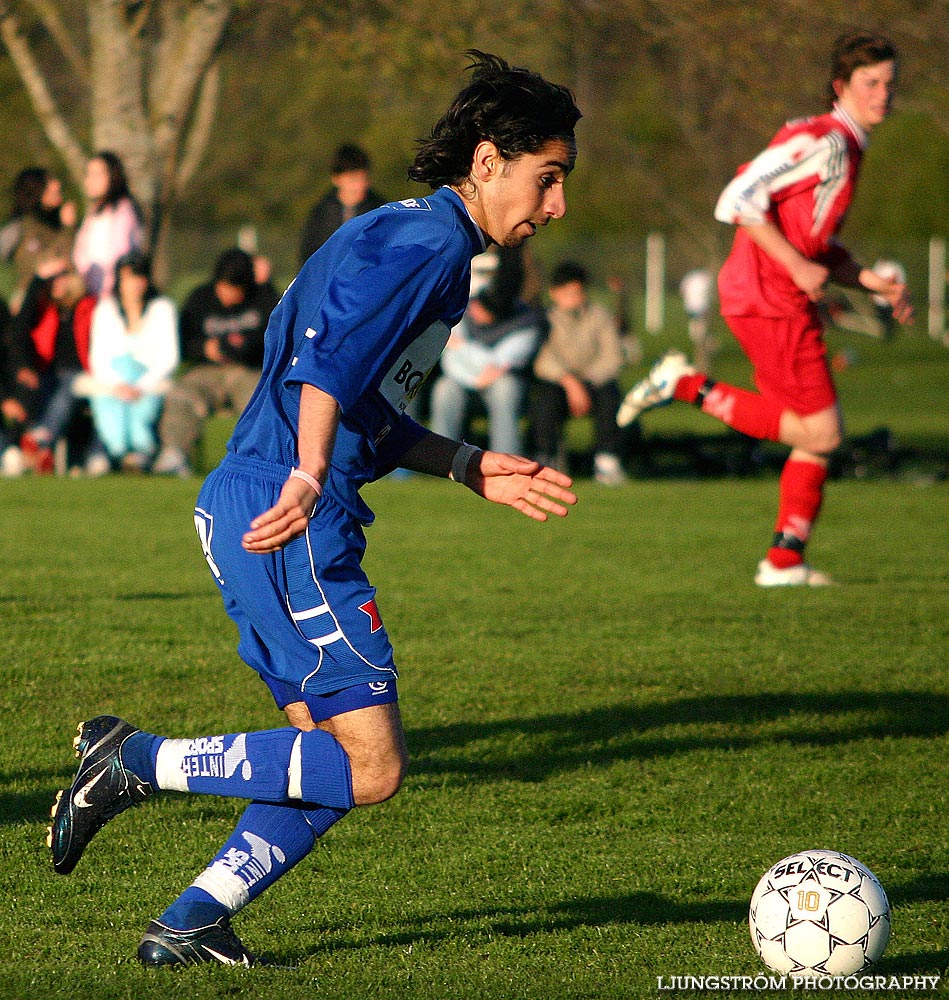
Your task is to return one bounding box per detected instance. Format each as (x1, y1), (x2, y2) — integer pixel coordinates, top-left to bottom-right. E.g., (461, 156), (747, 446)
(409, 51), (581, 190)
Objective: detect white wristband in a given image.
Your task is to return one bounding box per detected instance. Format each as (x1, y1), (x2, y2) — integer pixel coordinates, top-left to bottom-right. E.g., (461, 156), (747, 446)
(448, 443), (482, 485)
(290, 468), (322, 516)
(290, 467), (322, 494)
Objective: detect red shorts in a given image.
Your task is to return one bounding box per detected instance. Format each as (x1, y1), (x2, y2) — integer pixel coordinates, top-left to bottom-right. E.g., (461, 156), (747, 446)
(724, 312), (837, 416)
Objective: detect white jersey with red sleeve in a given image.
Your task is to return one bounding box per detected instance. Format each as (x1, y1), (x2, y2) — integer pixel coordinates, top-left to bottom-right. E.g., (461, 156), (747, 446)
(715, 104), (867, 318)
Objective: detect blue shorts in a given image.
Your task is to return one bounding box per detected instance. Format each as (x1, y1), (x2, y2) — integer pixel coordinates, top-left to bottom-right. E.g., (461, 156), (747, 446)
(265, 677), (398, 721)
(194, 454), (398, 704)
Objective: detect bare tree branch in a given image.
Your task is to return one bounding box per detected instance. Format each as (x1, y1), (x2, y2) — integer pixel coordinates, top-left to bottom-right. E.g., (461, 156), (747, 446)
(24, 0), (90, 83)
(127, 0), (152, 37)
(151, 0), (230, 160)
(174, 55), (220, 194)
(0, 3), (87, 181)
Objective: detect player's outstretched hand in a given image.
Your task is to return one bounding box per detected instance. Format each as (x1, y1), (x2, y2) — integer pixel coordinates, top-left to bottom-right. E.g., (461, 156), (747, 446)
(881, 281), (914, 326)
(242, 477), (319, 553)
(471, 451), (577, 522)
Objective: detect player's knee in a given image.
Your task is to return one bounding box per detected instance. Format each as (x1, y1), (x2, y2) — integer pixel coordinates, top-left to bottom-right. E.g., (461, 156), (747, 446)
(805, 426), (842, 455)
(353, 753), (407, 805)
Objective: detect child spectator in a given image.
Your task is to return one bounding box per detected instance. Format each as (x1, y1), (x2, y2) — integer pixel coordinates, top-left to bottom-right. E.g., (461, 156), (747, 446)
(0, 293), (28, 475)
(298, 143), (386, 264)
(12, 260), (104, 474)
(429, 246), (543, 455)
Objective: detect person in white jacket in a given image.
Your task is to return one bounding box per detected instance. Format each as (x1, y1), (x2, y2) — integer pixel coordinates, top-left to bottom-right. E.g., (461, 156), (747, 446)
(86, 250), (179, 470)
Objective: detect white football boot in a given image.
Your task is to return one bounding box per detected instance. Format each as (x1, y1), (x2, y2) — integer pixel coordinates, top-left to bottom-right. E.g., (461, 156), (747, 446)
(616, 350), (695, 427)
(754, 558), (837, 587)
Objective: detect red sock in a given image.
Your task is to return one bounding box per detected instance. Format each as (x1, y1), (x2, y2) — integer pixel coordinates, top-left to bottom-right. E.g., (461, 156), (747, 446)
(767, 460), (828, 568)
(698, 383), (784, 441)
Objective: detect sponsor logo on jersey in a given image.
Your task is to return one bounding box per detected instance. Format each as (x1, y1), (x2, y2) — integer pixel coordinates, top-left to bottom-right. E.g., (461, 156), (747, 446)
(378, 320), (449, 414)
(389, 198), (433, 211)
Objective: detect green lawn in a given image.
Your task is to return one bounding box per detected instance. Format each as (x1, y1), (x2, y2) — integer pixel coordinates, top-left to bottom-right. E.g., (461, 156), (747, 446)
(0, 326), (946, 999)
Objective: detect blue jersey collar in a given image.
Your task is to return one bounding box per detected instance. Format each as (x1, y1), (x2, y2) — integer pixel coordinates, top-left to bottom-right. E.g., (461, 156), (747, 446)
(439, 185), (488, 254)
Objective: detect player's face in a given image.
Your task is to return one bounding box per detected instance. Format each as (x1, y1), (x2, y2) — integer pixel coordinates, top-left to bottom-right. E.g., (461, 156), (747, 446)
(477, 140), (575, 249)
(835, 60), (897, 131)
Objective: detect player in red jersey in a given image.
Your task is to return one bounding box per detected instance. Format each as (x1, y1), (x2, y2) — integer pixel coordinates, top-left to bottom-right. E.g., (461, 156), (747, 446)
(618, 31), (913, 586)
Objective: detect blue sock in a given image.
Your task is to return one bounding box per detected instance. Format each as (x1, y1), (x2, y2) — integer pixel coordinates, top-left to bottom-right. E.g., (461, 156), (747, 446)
(159, 801), (348, 930)
(121, 730), (161, 787)
(149, 727), (355, 809)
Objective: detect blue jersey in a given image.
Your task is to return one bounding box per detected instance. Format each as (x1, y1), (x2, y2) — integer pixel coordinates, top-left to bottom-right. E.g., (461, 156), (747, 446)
(227, 187), (485, 522)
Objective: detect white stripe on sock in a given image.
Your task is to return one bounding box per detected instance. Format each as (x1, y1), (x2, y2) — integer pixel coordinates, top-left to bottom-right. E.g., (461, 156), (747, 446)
(192, 864), (249, 913)
(288, 733), (303, 800)
(154, 738), (191, 792)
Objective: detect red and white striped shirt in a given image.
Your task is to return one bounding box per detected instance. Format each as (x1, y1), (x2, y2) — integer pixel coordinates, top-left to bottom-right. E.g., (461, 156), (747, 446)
(715, 104), (867, 318)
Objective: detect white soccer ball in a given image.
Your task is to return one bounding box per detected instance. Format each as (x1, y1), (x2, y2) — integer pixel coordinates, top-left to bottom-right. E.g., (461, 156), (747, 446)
(749, 850), (891, 977)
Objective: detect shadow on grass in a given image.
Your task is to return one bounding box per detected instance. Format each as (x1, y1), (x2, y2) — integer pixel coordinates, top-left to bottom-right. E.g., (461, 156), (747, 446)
(406, 690), (949, 785)
(878, 949), (949, 977)
(281, 876), (949, 973)
(888, 872), (949, 908)
(8, 690), (946, 827)
(0, 778), (60, 827)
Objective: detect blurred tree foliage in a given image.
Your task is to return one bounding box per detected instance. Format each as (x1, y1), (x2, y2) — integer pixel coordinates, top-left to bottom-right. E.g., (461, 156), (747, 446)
(0, 0), (946, 287)
(0, 0), (235, 279)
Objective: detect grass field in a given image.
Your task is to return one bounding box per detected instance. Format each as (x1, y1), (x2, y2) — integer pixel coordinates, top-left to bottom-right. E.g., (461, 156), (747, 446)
(0, 326), (947, 999)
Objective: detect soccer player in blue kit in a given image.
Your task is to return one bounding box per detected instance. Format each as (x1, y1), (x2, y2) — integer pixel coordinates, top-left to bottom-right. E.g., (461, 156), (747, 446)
(47, 52), (582, 967)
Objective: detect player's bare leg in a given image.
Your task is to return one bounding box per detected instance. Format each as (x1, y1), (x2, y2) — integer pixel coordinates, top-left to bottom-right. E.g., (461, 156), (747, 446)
(620, 356), (841, 585)
(777, 404), (842, 457)
(284, 700), (408, 805)
(756, 406), (841, 587)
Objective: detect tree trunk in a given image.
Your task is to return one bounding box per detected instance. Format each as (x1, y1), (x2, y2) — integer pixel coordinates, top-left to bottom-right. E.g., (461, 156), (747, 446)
(0, 0), (235, 283)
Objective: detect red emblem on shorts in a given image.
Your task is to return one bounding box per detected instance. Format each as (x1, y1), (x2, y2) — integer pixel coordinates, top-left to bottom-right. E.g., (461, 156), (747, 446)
(358, 599), (383, 633)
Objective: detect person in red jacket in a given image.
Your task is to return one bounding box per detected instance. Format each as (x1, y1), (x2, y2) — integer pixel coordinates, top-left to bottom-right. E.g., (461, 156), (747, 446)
(10, 258), (100, 473)
(618, 31), (912, 586)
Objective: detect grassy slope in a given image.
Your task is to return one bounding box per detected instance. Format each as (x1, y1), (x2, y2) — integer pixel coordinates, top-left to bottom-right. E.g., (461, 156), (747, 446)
(0, 327), (946, 999)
